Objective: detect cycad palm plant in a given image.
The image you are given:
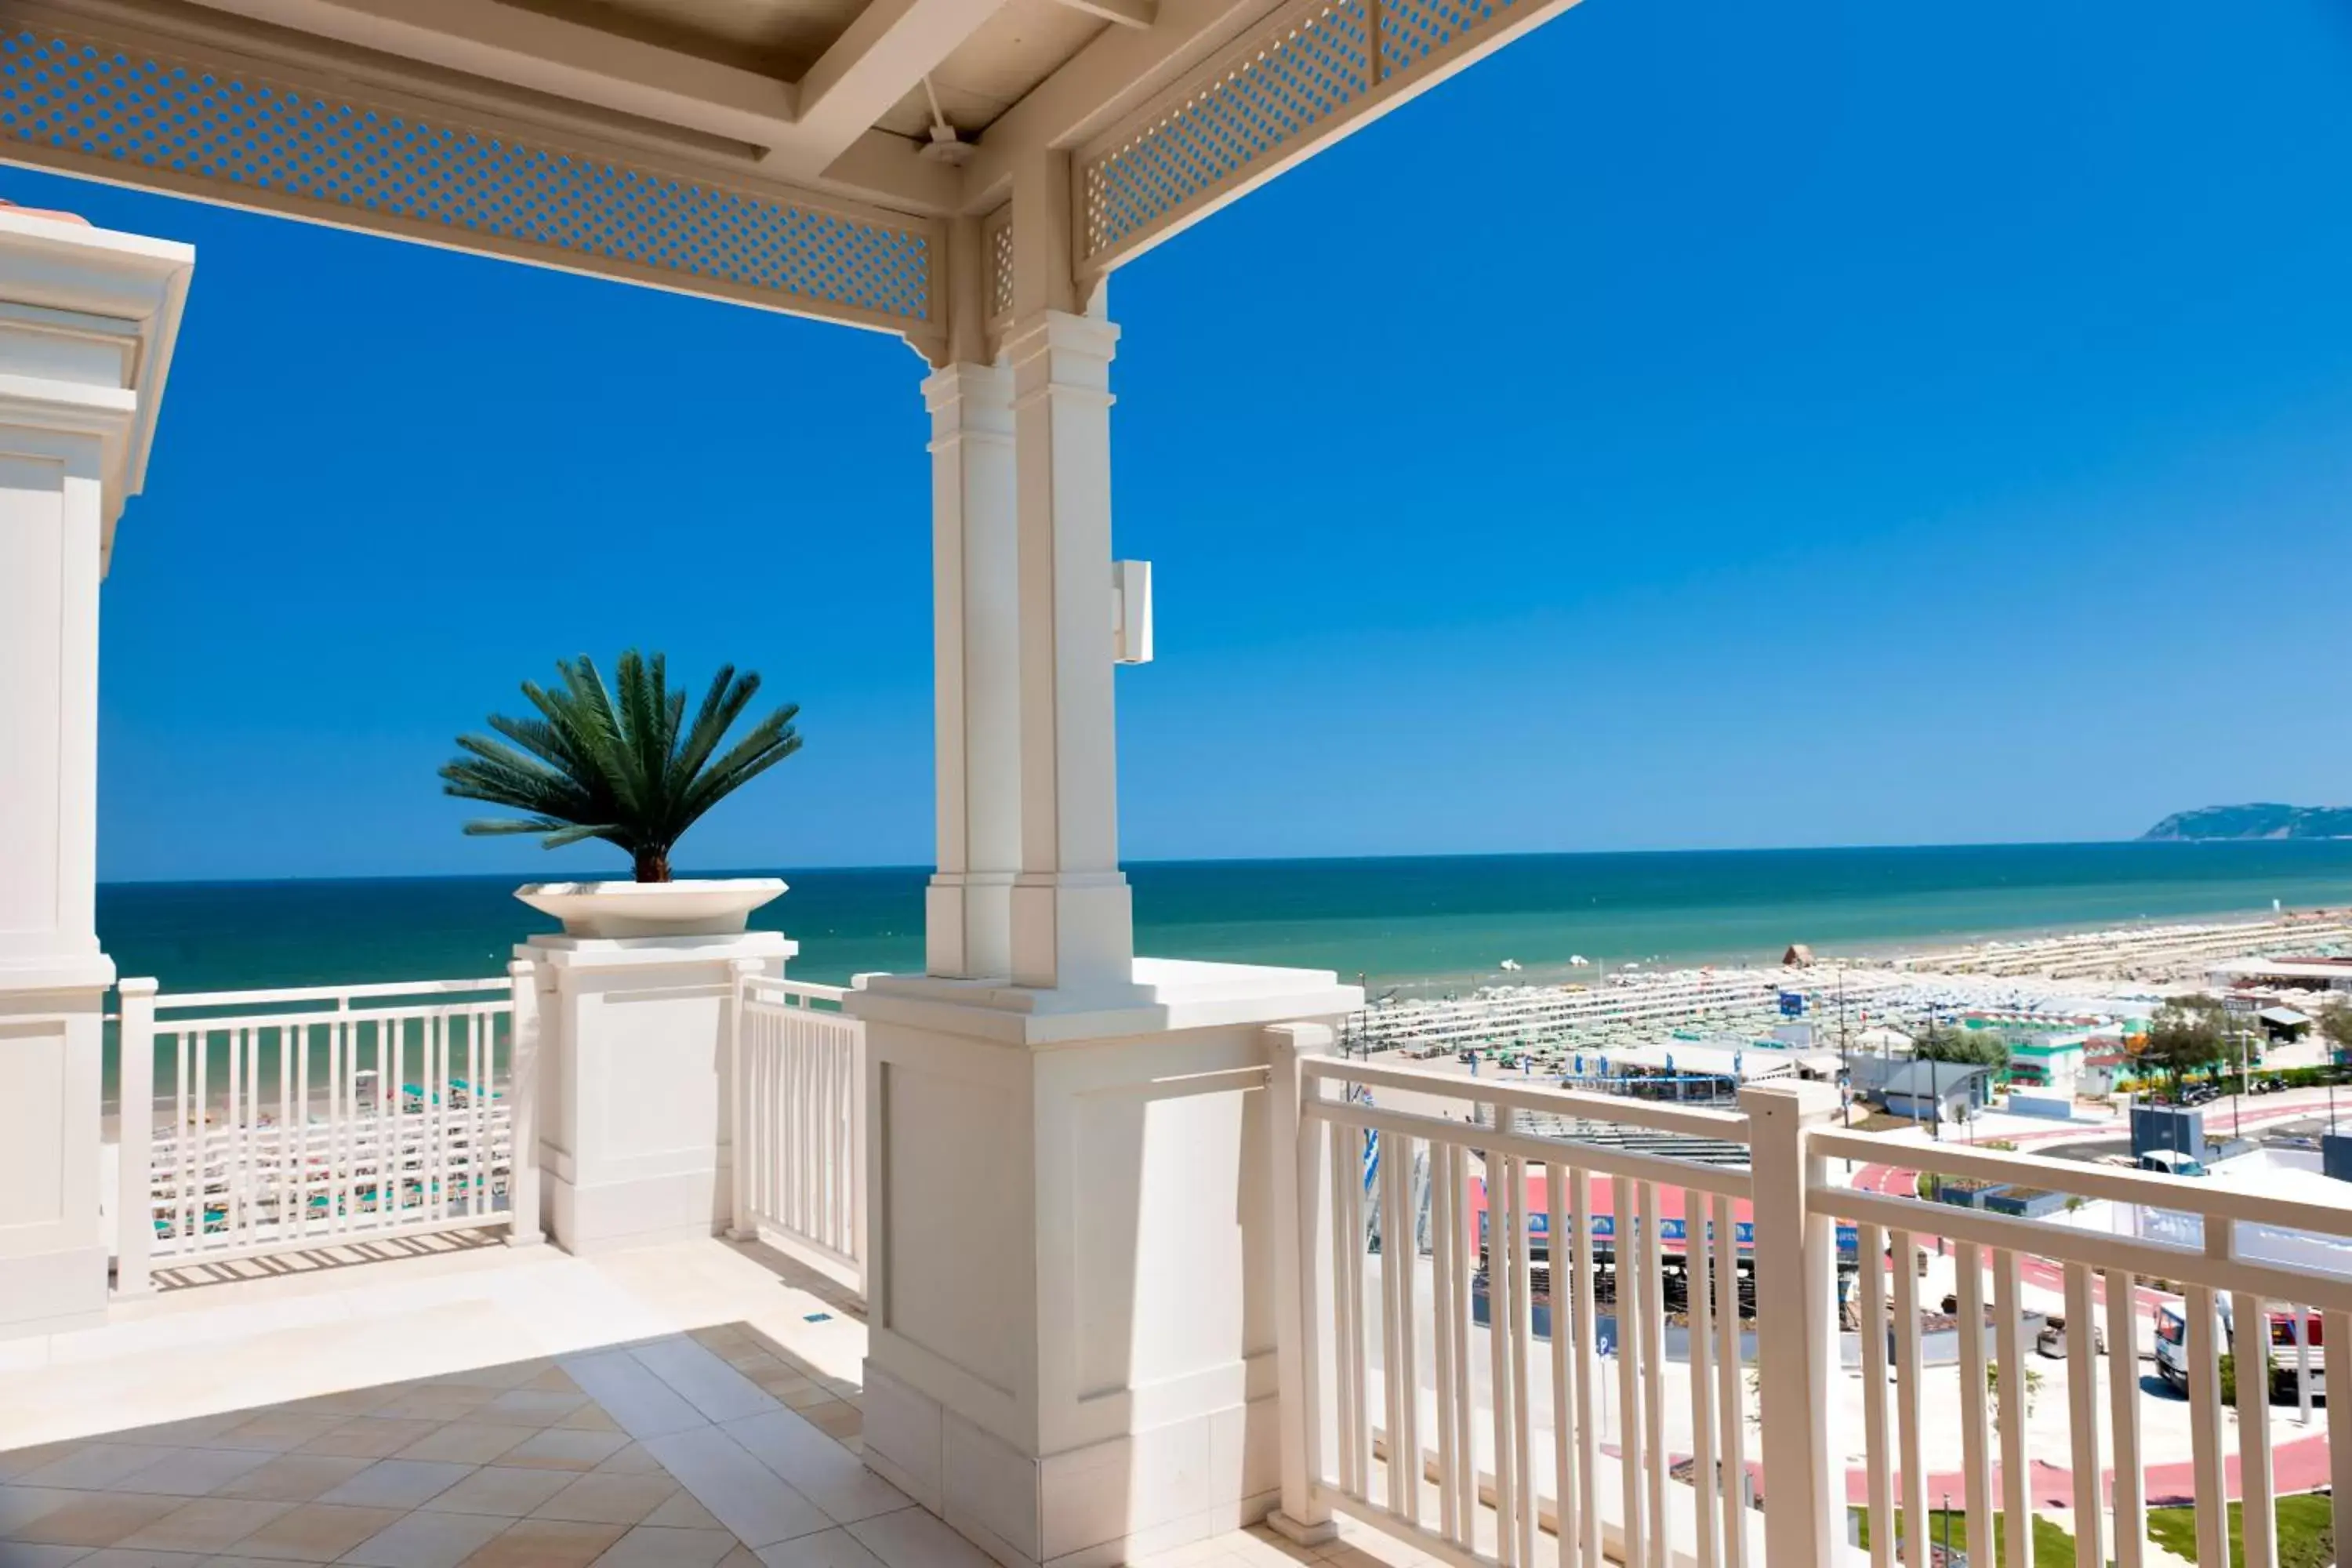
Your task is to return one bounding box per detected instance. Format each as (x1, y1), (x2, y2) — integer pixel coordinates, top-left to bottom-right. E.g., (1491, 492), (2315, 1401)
(441, 651), (800, 882)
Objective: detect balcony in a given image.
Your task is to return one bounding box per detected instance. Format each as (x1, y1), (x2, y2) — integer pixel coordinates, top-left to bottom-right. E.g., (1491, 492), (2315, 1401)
(3, 960), (2345, 1568)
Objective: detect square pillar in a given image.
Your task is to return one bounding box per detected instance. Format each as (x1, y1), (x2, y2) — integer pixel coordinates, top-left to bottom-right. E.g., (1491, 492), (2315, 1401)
(522, 927), (796, 1254)
(924, 362), (1021, 981)
(0, 209), (191, 1338)
(1005, 310), (1134, 999)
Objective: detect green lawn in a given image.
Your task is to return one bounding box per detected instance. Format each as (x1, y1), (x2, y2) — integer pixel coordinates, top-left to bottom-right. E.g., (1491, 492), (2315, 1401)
(1849, 1507), (2077, 1566)
(2147, 1496), (2334, 1568)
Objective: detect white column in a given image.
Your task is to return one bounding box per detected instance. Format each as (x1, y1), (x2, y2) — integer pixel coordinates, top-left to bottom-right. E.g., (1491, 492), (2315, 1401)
(1005, 308), (1133, 996)
(0, 209), (191, 1338)
(924, 362), (1021, 980)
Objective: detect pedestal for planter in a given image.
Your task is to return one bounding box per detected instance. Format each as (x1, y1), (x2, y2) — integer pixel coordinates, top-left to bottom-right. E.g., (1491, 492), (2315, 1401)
(846, 959), (1361, 1568)
(518, 880), (793, 1254)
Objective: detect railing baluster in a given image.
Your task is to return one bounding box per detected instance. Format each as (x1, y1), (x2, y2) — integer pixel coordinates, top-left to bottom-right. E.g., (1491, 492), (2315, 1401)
(1379, 1131), (1416, 1516)
(1449, 1142), (1468, 1533)
(2185, 1282), (2227, 1567)
(1685, 1185), (1719, 1568)
(1637, 1181), (1668, 1568)
(2231, 1285), (2276, 1568)
(1573, 1170), (1603, 1568)
(1859, 1221), (1893, 1568)
(1994, 1247), (2033, 1568)
(1617, 1177), (1644, 1568)
(2064, 1263), (2105, 1568)
(1548, 1162), (1575, 1568)
(1891, 1231), (1926, 1568)
(1489, 1136), (1519, 1568)
(2329, 1308), (2351, 1568)
(1711, 1191), (1745, 1568)
(176, 1025), (192, 1257)
(2105, 1268), (2144, 1568)
(1335, 1122), (1370, 1501)
(1431, 1139), (1461, 1544)
(1956, 1242), (1994, 1568)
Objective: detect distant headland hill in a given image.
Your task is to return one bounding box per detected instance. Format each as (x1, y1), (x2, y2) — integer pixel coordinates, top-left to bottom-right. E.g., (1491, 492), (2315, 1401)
(2142, 804), (2352, 840)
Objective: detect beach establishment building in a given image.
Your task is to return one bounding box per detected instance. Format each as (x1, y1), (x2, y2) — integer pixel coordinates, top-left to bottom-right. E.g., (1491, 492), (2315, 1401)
(2, 9), (2350, 1568)
(1876, 1061), (1995, 1124)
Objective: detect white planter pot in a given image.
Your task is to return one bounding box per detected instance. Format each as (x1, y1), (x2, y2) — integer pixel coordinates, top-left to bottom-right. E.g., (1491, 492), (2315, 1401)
(515, 877), (786, 938)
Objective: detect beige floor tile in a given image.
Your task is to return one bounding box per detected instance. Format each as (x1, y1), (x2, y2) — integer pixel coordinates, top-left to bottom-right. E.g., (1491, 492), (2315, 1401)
(315, 1461), (477, 1510)
(394, 1425), (532, 1466)
(224, 1501), (408, 1561)
(8, 1490), (190, 1547)
(111, 1496), (297, 1554)
(212, 1455), (375, 1504)
(371, 1392), (499, 1425)
(531, 1474), (681, 1526)
(212, 1415), (349, 1454)
(113, 1445), (280, 1497)
(461, 1516), (631, 1568)
(554, 1406), (625, 1436)
(642, 1491), (725, 1531)
(420, 1466), (578, 1518)
(499, 1431), (630, 1472)
(524, 1368), (583, 1395)
(590, 1524), (742, 1567)
(0, 1544), (93, 1566)
(475, 1390), (592, 1428)
(775, 1388), (833, 1412)
(338, 1507), (511, 1568)
(796, 1406), (859, 1442)
(753, 1526), (891, 1568)
(294, 1421), (443, 1461)
(0, 1441), (89, 1482)
(14, 1442), (181, 1489)
(591, 1446), (669, 1477)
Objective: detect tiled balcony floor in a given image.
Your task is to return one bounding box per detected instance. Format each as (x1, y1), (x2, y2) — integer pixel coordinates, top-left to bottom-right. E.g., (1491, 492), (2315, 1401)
(0, 1237), (1438, 1568)
(0, 1322), (969, 1568)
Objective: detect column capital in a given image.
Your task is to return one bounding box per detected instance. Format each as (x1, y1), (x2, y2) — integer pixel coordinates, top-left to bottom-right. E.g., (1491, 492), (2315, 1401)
(1002, 309), (1120, 372)
(920, 358), (1013, 414)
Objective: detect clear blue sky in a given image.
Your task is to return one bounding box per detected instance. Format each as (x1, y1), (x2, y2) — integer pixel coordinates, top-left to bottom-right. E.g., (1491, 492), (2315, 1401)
(34, 0), (2352, 884)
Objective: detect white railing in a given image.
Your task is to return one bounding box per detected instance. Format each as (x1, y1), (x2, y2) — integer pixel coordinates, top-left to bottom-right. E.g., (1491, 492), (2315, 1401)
(114, 966), (542, 1294)
(731, 970), (865, 1298)
(1267, 1026), (2352, 1568)
(1819, 1130), (2352, 1568)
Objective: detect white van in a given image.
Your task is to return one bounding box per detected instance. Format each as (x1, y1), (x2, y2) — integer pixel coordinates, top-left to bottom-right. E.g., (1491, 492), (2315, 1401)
(2154, 1297), (2325, 1399)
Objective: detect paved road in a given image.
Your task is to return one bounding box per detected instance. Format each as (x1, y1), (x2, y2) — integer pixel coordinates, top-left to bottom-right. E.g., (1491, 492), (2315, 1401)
(1842, 1087), (2345, 1317)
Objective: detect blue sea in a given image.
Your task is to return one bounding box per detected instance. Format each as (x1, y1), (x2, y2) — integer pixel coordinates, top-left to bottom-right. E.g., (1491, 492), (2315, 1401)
(94, 840), (2352, 996)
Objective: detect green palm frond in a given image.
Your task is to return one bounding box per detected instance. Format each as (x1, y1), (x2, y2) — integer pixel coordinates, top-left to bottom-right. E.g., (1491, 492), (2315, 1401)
(440, 648), (802, 882)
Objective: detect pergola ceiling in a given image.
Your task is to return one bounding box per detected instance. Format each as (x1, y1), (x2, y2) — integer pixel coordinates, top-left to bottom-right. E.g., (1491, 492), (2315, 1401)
(499, 0), (1120, 140)
(0, 0), (1587, 347)
(158, 0), (1175, 209)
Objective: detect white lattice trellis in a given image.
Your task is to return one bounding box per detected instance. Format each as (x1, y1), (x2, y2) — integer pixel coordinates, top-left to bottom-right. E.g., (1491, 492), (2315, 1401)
(0, 28), (931, 325)
(1080, 0), (1529, 265)
(985, 205), (1014, 321)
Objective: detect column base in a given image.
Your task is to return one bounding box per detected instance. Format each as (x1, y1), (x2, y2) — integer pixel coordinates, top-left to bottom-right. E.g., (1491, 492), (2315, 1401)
(846, 959), (1362, 1568)
(1009, 873), (1135, 995)
(1263, 1512), (1341, 1548)
(862, 1362), (1284, 1568)
(0, 975), (110, 1339)
(925, 872), (1015, 982)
